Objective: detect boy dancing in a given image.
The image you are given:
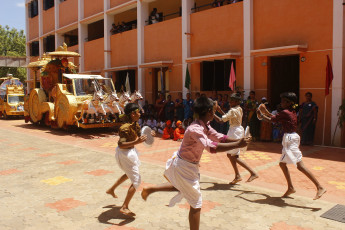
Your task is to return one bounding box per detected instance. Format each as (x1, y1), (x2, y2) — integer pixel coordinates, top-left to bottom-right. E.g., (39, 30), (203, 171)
(257, 92), (326, 200)
(106, 103), (154, 216)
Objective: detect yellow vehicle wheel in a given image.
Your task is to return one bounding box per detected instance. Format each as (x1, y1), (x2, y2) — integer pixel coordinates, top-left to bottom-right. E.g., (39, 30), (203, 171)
(29, 89), (47, 123)
(56, 96), (69, 129)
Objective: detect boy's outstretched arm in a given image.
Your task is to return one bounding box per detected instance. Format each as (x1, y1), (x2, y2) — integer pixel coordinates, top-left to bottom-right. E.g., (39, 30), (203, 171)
(216, 137), (251, 152)
(118, 136), (147, 149)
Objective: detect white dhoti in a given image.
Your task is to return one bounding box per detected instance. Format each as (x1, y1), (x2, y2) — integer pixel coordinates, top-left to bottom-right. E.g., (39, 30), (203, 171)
(280, 133), (302, 165)
(164, 152), (202, 209)
(226, 125), (244, 155)
(115, 147), (141, 190)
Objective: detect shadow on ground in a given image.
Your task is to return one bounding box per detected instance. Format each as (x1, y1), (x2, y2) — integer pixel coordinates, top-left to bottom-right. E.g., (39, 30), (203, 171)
(235, 191), (322, 212)
(200, 182), (321, 212)
(98, 205), (135, 226)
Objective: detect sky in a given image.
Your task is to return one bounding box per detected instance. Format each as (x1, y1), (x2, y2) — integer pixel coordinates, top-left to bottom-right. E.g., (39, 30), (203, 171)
(0, 0), (26, 32)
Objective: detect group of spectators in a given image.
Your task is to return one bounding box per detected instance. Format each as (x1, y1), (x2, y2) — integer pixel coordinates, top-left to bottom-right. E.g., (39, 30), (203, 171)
(212, 0), (243, 7)
(110, 22), (134, 35)
(138, 90), (318, 145)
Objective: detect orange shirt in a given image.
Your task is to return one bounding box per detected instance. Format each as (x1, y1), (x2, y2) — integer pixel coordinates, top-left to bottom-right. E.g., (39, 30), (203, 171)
(162, 126), (174, 139)
(173, 127), (185, 141)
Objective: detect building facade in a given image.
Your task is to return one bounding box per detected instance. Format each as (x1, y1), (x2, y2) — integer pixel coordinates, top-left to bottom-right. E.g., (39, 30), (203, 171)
(25, 0), (345, 146)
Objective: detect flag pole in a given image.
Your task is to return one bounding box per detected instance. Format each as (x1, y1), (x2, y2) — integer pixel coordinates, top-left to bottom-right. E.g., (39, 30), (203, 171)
(322, 96), (327, 145)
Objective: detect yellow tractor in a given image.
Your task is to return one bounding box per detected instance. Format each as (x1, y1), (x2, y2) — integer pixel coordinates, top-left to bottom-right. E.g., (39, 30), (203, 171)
(0, 74), (25, 119)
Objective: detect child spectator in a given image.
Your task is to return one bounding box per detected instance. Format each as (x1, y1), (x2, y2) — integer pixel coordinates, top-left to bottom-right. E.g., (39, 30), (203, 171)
(146, 116), (153, 129)
(183, 93), (194, 120)
(150, 116), (157, 131)
(172, 116), (178, 129)
(175, 92), (184, 122)
(162, 120), (174, 140)
(259, 97), (272, 141)
(173, 120), (185, 141)
(156, 118), (165, 134)
(164, 95), (175, 121)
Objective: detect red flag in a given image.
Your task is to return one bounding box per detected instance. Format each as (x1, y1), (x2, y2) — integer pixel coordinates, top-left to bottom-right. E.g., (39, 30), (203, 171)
(326, 55), (333, 96)
(229, 61), (236, 90)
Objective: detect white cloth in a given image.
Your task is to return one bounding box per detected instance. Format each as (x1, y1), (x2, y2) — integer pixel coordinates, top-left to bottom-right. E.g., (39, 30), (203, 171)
(164, 152), (202, 209)
(115, 147), (141, 190)
(226, 125), (244, 155)
(280, 133), (302, 165)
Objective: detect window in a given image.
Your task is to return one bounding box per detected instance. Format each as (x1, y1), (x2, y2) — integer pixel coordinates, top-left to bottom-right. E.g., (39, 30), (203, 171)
(200, 59), (235, 91)
(28, 0), (39, 18)
(43, 0), (55, 10)
(30, 41), (39, 56)
(43, 35), (55, 52)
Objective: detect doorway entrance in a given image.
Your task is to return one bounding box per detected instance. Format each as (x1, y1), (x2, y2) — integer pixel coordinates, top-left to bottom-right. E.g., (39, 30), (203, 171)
(152, 67), (169, 102)
(269, 55), (300, 108)
(113, 70), (136, 93)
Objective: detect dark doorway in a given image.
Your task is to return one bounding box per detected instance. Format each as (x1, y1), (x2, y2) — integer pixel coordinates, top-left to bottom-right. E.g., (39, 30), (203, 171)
(114, 70), (135, 93)
(269, 55), (299, 108)
(152, 67), (169, 102)
(200, 59), (234, 91)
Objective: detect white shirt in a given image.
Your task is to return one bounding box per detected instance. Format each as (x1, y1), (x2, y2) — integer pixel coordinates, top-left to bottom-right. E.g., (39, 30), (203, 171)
(222, 105), (243, 126)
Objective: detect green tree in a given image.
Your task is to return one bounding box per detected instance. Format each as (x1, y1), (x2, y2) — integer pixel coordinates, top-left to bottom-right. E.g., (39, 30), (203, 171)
(0, 25), (26, 82)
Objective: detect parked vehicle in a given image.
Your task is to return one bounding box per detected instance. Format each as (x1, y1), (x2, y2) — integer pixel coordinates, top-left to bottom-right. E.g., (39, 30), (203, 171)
(0, 75), (24, 119)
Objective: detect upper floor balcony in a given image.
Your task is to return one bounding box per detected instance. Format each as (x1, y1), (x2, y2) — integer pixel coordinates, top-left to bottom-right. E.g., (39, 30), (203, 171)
(42, 6), (55, 35)
(28, 16), (39, 41)
(110, 29), (137, 67)
(59, 0), (78, 28)
(144, 17), (182, 64)
(84, 0), (104, 19)
(190, 1), (243, 57)
(84, 37), (104, 71)
(110, 0), (130, 9)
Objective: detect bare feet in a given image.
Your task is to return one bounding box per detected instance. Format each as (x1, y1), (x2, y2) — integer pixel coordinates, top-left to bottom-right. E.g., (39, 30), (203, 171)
(282, 188), (296, 198)
(106, 189), (118, 198)
(141, 188), (150, 201)
(230, 177), (242, 185)
(313, 187), (326, 200)
(120, 207), (136, 217)
(246, 174), (259, 183)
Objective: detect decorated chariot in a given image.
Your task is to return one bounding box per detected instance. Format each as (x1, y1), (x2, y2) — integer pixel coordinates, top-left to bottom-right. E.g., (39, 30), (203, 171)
(25, 43), (143, 129)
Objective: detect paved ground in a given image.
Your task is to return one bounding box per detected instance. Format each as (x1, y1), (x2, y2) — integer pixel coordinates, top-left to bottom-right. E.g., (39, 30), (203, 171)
(1, 119), (345, 230)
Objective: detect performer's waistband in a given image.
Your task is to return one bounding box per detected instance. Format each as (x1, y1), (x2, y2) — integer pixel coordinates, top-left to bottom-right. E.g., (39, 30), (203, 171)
(177, 153), (199, 165)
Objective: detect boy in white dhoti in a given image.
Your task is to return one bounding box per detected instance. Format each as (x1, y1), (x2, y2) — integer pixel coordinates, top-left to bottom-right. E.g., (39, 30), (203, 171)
(214, 92), (258, 184)
(106, 103), (154, 216)
(257, 92), (326, 200)
(141, 97), (251, 230)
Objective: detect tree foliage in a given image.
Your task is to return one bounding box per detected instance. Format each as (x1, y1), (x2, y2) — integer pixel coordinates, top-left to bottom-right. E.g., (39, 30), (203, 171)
(0, 25), (26, 82)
